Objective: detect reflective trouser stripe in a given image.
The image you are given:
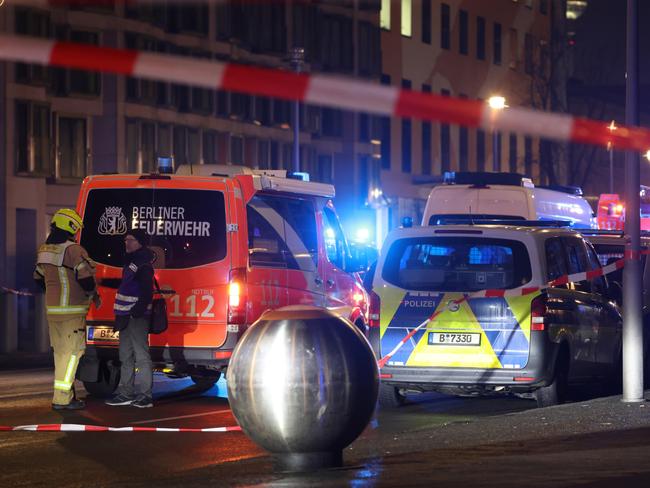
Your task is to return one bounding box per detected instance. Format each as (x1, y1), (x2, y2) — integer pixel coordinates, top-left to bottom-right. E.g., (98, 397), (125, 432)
(47, 308), (89, 315)
(58, 267), (69, 307)
(54, 354), (78, 391)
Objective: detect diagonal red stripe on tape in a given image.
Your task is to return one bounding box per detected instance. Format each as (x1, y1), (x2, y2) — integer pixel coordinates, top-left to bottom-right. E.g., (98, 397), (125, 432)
(586, 269), (603, 280)
(84, 425), (109, 431)
(571, 117), (650, 153)
(221, 64), (310, 102)
(50, 41), (138, 76)
(521, 287), (540, 295)
(484, 289), (506, 298)
(395, 90), (483, 127)
(36, 425), (62, 431)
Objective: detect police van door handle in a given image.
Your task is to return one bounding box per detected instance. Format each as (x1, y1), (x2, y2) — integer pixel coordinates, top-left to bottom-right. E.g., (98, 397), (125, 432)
(314, 277), (323, 285)
(326, 279), (335, 287)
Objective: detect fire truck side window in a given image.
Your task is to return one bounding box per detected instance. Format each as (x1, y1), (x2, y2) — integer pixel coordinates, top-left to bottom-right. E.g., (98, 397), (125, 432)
(322, 206), (349, 269)
(246, 196), (290, 269)
(247, 195), (318, 271)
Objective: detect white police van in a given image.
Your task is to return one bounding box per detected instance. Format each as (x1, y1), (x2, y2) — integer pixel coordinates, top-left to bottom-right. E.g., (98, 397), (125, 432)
(369, 222), (622, 408)
(422, 172), (596, 229)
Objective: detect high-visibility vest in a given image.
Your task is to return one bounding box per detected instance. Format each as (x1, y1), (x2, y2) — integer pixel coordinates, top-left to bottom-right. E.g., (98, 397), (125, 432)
(34, 241), (96, 318)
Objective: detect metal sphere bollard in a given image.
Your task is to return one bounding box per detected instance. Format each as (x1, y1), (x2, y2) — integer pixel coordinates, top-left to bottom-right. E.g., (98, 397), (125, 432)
(227, 305), (379, 471)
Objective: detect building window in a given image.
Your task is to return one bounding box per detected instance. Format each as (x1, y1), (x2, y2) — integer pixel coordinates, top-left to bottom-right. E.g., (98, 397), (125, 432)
(158, 124), (172, 160)
(359, 155), (370, 207)
(401, 80), (412, 173)
(317, 155), (333, 183)
(173, 126), (188, 166)
(257, 140), (270, 169)
(509, 134), (518, 172)
(421, 84), (432, 176)
(401, 0), (412, 37)
(422, 0), (431, 44)
(359, 113), (370, 142)
(459, 127), (468, 171)
(525, 33), (534, 75)
(476, 16), (486, 60)
(540, 0), (549, 15)
(441, 3), (451, 50)
(322, 108), (343, 138)
(380, 74), (391, 170)
(140, 122), (156, 173)
(188, 129), (200, 166)
(203, 131), (218, 164)
(15, 101), (51, 176)
(359, 21), (380, 77)
(380, 0), (391, 30)
(493, 23), (502, 65)
(509, 28), (518, 69)
(422, 121), (432, 175)
(230, 135), (244, 165)
(401, 120), (412, 173)
(459, 10), (468, 55)
(477, 129), (486, 171)
(58, 117), (87, 179)
(441, 89), (451, 171)
(525, 136), (533, 176)
(14, 8), (51, 86)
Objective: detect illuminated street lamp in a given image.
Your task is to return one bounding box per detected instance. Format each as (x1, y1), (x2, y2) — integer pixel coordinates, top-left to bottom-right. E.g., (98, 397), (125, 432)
(488, 96), (507, 172)
(645, 149), (650, 162)
(607, 120), (617, 194)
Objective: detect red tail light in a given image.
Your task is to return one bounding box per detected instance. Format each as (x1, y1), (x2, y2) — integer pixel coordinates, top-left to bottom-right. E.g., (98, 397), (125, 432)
(368, 290), (380, 328)
(228, 268), (247, 325)
(530, 294), (547, 331)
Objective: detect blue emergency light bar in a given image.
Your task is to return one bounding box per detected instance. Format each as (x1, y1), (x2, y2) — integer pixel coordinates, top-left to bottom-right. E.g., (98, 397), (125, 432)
(443, 171), (533, 187)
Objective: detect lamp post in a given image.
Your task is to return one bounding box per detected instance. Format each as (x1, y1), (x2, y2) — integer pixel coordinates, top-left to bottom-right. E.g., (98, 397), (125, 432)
(289, 47), (305, 174)
(488, 96), (507, 172)
(607, 120), (617, 194)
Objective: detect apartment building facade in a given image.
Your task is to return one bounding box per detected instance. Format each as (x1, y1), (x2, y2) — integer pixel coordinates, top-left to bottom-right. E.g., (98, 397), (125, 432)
(378, 0), (553, 229)
(0, 1), (382, 354)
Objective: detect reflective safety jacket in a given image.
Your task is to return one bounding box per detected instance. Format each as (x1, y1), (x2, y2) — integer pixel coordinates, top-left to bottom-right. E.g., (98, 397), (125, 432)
(114, 247), (154, 318)
(34, 241), (97, 317)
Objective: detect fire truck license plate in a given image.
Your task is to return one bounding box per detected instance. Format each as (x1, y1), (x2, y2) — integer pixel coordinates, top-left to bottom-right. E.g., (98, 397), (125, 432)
(87, 326), (119, 343)
(428, 332), (481, 346)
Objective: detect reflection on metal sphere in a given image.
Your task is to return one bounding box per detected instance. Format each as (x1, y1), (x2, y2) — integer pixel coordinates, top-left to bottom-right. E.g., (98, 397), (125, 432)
(227, 306), (379, 471)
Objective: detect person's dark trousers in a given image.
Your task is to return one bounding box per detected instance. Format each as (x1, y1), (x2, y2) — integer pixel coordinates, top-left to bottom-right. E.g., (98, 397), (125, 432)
(115, 316), (153, 401)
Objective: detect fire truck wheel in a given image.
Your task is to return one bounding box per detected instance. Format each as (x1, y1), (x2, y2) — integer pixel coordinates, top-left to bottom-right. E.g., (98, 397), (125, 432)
(190, 371), (222, 389)
(83, 360), (120, 398)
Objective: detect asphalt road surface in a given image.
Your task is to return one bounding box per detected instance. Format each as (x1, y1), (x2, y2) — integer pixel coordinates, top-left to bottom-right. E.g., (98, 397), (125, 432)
(1, 369), (649, 487)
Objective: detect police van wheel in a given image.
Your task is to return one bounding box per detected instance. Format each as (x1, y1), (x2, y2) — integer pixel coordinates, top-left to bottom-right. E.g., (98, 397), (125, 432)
(191, 372), (221, 389)
(378, 383), (406, 408)
(83, 361), (120, 398)
(535, 357), (569, 408)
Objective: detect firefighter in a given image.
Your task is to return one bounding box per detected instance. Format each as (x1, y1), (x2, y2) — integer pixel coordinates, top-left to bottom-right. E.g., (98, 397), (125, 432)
(34, 208), (97, 410)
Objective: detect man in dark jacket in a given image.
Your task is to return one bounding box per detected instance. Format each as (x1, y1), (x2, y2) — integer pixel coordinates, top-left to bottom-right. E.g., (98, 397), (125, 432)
(105, 228), (155, 408)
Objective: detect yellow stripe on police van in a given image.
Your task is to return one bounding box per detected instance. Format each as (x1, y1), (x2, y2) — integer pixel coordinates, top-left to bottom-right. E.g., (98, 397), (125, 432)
(406, 294), (503, 369)
(504, 294), (537, 343)
(378, 286), (408, 337)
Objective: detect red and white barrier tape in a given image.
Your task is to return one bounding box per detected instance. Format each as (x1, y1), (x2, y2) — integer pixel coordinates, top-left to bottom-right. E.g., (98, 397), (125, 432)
(1, 286), (35, 297)
(377, 255), (631, 368)
(0, 423), (242, 432)
(1, 34), (650, 152)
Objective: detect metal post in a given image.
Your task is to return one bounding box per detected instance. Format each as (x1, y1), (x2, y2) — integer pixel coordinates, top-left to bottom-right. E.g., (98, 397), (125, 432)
(290, 47), (305, 174)
(609, 148), (614, 194)
(622, 0), (644, 402)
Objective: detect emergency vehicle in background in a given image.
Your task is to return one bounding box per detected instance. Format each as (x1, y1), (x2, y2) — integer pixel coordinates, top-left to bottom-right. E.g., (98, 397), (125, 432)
(76, 164), (370, 396)
(422, 172), (597, 229)
(596, 186), (650, 230)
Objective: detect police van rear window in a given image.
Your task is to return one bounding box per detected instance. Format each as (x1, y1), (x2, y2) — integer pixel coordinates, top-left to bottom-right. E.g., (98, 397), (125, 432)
(80, 188), (227, 269)
(382, 237), (532, 291)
